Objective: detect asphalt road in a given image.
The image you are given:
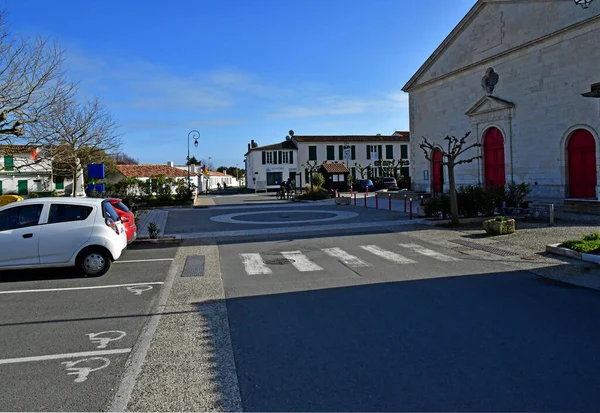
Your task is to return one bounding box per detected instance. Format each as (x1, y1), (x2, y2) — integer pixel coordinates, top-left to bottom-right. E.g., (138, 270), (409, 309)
(218, 231), (600, 412)
(0, 244), (177, 412)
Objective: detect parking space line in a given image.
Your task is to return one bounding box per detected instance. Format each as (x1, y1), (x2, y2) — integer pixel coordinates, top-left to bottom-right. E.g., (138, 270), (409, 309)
(114, 259), (174, 264)
(0, 348), (132, 365)
(0, 282), (164, 295)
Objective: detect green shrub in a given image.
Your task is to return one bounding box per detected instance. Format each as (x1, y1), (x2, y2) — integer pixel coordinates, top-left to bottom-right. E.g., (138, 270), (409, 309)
(424, 193), (451, 218)
(311, 172), (325, 188)
(583, 232), (600, 241)
(147, 222), (160, 239)
(563, 239), (600, 254)
(28, 192), (39, 198)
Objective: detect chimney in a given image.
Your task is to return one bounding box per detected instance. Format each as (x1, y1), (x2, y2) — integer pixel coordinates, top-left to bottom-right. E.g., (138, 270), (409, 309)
(167, 161), (174, 167)
(251, 139), (255, 147)
(248, 143), (251, 151)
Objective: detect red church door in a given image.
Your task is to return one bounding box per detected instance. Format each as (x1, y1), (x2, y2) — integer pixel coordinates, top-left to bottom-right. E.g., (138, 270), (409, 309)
(432, 150), (443, 193)
(484, 127), (506, 187)
(568, 129), (597, 199)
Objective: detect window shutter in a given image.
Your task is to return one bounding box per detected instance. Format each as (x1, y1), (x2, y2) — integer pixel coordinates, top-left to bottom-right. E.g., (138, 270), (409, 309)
(278, 151), (282, 164)
(401, 145), (408, 159)
(289, 151), (294, 164)
(339, 145), (343, 160)
(262, 152), (266, 165)
(386, 145), (393, 159)
(351, 145), (356, 160)
(378, 145), (382, 160)
(366, 145), (371, 160)
(4, 155), (14, 171)
(0, 180), (2, 194)
(351, 167), (356, 179)
(309, 146), (317, 161)
(305, 168), (309, 183)
(326, 145), (334, 160)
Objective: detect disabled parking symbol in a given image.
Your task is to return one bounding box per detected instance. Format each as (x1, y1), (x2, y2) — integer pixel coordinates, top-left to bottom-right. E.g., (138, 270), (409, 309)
(86, 331), (127, 349)
(125, 285), (153, 295)
(62, 357), (111, 383)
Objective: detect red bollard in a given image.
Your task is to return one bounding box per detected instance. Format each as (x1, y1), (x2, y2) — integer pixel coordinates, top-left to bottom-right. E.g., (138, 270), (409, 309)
(335, 189), (338, 198)
(354, 192), (357, 206)
(389, 194), (392, 211)
(364, 193), (367, 207)
(404, 195), (407, 212)
(409, 198), (413, 220)
(375, 195), (379, 209)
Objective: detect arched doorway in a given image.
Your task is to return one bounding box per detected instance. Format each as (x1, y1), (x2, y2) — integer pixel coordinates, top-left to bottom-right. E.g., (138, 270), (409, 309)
(432, 149), (443, 194)
(568, 129), (597, 199)
(483, 127), (506, 187)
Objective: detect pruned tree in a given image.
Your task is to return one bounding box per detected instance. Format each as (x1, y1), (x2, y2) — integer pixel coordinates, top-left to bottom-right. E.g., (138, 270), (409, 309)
(355, 163), (371, 179)
(0, 12), (73, 147)
(420, 131), (481, 225)
(301, 160), (319, 192)
(186, 155), (200, 166)
(33, 96), (122, 196)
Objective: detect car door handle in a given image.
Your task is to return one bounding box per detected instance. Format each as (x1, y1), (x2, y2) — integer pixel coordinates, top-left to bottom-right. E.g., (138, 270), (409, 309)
(22, 233), (33, 239)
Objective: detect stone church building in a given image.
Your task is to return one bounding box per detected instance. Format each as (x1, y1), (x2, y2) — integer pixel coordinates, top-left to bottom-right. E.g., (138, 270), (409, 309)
(402, 0), (599, 210)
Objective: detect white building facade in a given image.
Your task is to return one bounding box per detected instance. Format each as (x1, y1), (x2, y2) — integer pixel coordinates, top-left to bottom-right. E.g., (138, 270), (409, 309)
(244, 133), (410, 191)
(403, 0), (600, 205)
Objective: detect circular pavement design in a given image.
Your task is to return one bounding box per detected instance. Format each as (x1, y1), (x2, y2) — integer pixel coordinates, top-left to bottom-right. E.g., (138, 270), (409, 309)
(209, 209), (359, 225)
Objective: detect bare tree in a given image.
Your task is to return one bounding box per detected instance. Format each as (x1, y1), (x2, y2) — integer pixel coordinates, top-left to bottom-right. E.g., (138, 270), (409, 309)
(113, 152), (139, 165)
(34, 96), (122, 196)
(420, 131), (481, 225)
(0, 12), (72, 147)
(355, 163), (371, 179)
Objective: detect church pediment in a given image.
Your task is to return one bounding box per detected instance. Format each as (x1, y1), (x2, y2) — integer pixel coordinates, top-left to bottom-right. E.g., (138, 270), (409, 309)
(466, 95), (514, 116)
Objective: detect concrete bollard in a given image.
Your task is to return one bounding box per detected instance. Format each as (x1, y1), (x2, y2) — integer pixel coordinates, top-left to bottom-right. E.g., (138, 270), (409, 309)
(549, 203), (554, 225)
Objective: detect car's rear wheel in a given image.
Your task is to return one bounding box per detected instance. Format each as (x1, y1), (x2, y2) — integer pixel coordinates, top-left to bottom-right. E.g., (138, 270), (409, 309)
(76, 247), (112, 277)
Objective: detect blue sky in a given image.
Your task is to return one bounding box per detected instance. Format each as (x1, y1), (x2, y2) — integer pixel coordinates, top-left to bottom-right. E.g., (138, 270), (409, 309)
(5, 0), (475, 168)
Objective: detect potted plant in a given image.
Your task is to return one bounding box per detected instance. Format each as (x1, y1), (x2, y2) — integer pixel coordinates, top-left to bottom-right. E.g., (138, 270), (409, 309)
(483, 215), (515, 235)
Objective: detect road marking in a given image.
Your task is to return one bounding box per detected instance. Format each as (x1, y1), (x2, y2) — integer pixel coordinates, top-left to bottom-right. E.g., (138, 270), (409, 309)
(322, 248), (369, 267)
(240, 253), (272, 275)
(114, 258), (174, 264)
(0, 282), (164, 295)
(63, 357), (111, 383)
(126, 285), (153, 295)
(360, 245), (417, 264)
(0, 348), (132, 365)
(87, 331), (127, 349)
(398, 243), (460, 262)
(281, 251), (323, 272)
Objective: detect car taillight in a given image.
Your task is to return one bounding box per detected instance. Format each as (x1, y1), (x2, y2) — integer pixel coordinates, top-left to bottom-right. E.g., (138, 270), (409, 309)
(105, 218), (120, 235)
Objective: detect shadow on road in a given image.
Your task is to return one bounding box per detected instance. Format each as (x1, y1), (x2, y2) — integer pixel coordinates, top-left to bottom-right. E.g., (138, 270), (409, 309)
(217, 271), (600, 412)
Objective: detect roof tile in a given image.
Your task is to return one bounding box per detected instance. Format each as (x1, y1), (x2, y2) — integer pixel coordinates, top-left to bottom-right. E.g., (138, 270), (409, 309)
(117, 164), (198, 178)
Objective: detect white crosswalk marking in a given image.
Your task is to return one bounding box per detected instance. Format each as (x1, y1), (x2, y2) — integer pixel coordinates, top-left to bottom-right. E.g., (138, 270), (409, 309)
(360, 245), (417, 264)
(397, 243), (460, 262)
(322, 248), (369, 267)
(281, 251), (323, 272)
(240, 253), (272, 275)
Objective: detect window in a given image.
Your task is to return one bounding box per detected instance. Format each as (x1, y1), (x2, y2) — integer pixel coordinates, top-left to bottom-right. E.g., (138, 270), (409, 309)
(351, 145), (356, 160)
(366, 145), (371, 160)
(386, 145), (393, 159)
(308, 146), (317, 161)
(267, 172), (283, 186)
(289, 151), (294, 164)
(326, 145), (335, 160)
(0, 204), (43, 231)
(339, 145), (343, 160)
(401, 144), (408, 160)
(266, 152), (273, 164)
(277, 151), (282, 164)
(55, 178), (65, 190)
(114, 201), (130, 212)
(282, 151), (289, 164)
(48, 204), (93, 224)
(377, 145), (383, 161)
(3, 155), (14, 171)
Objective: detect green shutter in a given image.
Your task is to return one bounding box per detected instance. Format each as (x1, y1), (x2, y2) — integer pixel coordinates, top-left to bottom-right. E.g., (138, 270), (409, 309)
(55, 178), (64, 190)
(17, 180), (28, 196)
(278, 151), (282, 164)
(0, 180), (2, 194)
(339, 145), (343, 160)
(351, 145), (356, 160)
(378, 145), (383, 160)
(351, 167), (356, 179)
(262, 152), (266, 165)
(401, 145), (408, 159)
(289, 151), (294, 164)
(326, 145), (334, 160)
(309, 146), (317, 161)
(305, 168), (309, 183)
(386, 145), (393, 159)
(366, 145), (371, 160)
(4, 155), (14, 171)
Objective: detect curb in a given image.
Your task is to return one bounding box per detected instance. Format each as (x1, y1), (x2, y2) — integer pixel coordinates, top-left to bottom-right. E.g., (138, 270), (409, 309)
(133, 236), (182, 245)
(546, 243), (600, 265)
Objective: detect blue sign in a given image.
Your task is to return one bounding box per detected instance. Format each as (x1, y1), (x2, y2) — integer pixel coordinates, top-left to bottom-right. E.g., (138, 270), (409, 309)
(87, 164), (105, 179)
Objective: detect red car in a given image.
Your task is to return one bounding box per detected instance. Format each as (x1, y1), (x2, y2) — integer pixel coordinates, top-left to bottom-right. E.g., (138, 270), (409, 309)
(108, 198), (137, 244)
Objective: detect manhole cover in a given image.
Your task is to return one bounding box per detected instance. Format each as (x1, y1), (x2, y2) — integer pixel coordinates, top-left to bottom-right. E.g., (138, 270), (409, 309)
(450, 239), (519, 256)
(264, 258), (290, 265)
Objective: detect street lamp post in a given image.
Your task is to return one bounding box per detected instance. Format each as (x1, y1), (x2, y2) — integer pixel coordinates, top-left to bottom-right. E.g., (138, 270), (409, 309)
(188, 130), (199, 192)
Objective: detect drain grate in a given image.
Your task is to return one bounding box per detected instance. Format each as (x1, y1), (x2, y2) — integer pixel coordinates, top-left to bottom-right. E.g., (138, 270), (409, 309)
(181, 255), (205, 277)
(450, 239), (519, 257)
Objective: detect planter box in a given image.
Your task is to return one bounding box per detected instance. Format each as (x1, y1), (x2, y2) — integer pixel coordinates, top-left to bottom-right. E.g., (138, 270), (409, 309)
(483, 219), (515, 235)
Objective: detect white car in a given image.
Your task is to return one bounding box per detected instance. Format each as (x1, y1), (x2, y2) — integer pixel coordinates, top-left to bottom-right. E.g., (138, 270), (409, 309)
(0, 197), (127, 276)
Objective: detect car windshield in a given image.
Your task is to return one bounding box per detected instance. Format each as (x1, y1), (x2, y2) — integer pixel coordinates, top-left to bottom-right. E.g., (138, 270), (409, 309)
(383, 178), (396, 182)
